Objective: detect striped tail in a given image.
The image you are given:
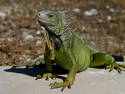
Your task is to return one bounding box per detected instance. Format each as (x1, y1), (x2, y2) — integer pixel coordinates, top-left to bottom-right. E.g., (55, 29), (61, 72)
(112, 55), (125, 62)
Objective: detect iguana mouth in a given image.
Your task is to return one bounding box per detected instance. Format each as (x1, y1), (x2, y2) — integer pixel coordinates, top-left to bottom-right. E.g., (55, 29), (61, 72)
(37, 19), (52, 27)
(36, 13), (53, 27)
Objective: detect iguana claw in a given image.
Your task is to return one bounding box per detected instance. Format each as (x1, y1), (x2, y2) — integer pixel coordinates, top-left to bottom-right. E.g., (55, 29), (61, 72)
(49, 80), (72, 91)
(106, 63), (122, 73)
(36, 73), (57, 80)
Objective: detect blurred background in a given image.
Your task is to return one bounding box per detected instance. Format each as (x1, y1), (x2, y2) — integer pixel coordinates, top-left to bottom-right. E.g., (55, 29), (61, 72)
(0, 0), (125, 66)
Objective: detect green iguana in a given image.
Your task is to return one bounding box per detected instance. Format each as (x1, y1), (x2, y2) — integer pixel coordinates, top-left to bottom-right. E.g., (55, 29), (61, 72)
(35, 10), (125, 90)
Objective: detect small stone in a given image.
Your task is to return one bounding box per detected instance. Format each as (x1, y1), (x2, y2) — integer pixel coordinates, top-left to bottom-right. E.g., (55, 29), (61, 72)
(84, 9), (98, 16)
(26, 58), (32, 62)
(0, 11), (6, 18)
(36, 30), (41, 35)
(73, 8), (80, 13)
(7, 38), (13, 42)
(82, 26), (86, 31)
(106, 5), (110, 9)
(39, 55), (44, 59)
(107, 16), (112, 21)
(98, 19), (102, 23)
(110, 8), (115, 13)
(25, 35), (34, 40)
(36, 40), (42, 46)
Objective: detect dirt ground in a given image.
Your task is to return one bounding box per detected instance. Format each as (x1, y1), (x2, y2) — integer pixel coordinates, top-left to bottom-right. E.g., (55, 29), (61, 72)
(0, 0), (125, 65)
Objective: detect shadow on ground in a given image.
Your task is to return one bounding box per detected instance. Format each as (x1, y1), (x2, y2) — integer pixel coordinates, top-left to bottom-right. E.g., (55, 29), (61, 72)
(4, 64), (68, 81)
(4, 64), (109, 77)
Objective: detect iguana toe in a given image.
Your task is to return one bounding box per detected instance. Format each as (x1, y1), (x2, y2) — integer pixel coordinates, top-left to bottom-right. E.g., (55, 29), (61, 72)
(49, 80), (72, 91)
(36, 73), (56, 80)
(106, 63), (122, 73)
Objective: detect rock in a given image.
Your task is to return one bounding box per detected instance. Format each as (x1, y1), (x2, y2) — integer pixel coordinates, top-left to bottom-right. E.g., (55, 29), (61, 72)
(73, 8), (80, 13)
(25, 35), (34, 40)
(107, 16), (112, 21)
(84, 9), (98, 16)
(0, 11), (6, 18)
(36, 30), (41, 35)
(36, 40), (42, 46)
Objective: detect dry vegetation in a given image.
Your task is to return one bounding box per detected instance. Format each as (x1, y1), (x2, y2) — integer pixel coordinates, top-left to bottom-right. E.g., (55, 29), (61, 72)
(0, 0), (125, 65)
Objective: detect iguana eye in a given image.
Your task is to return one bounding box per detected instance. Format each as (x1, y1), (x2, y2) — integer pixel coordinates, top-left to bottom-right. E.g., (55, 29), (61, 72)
(48, 14), (53, 17)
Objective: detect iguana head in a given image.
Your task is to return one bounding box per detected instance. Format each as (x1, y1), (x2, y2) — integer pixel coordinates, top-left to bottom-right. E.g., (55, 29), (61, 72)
(36, 10), (66, 35)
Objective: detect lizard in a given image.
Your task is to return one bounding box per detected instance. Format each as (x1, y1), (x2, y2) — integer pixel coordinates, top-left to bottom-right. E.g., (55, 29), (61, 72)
(36, 10), (125, 91)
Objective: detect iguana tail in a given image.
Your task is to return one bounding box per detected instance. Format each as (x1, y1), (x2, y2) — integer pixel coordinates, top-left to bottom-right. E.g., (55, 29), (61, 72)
(112, 55), (125, 62)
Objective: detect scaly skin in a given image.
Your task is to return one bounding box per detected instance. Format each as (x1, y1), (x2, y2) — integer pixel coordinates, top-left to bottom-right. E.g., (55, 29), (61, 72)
(36, 10), (125, 90)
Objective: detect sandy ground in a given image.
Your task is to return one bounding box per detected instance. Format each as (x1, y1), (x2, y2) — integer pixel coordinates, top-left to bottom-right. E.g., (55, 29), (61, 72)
(0, 66), (125, 94)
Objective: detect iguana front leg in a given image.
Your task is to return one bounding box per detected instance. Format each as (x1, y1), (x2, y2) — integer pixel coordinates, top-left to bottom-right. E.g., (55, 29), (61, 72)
(36, 53), (56, 80)
(36, 41), (56, 80)
(50, 66), (78, 91)
(36, 30), (56, 80)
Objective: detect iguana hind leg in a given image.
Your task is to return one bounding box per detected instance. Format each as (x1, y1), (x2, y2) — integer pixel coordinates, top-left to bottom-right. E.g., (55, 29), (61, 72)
(90, 53), (124, 73)
(50, 66), (78, 91)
